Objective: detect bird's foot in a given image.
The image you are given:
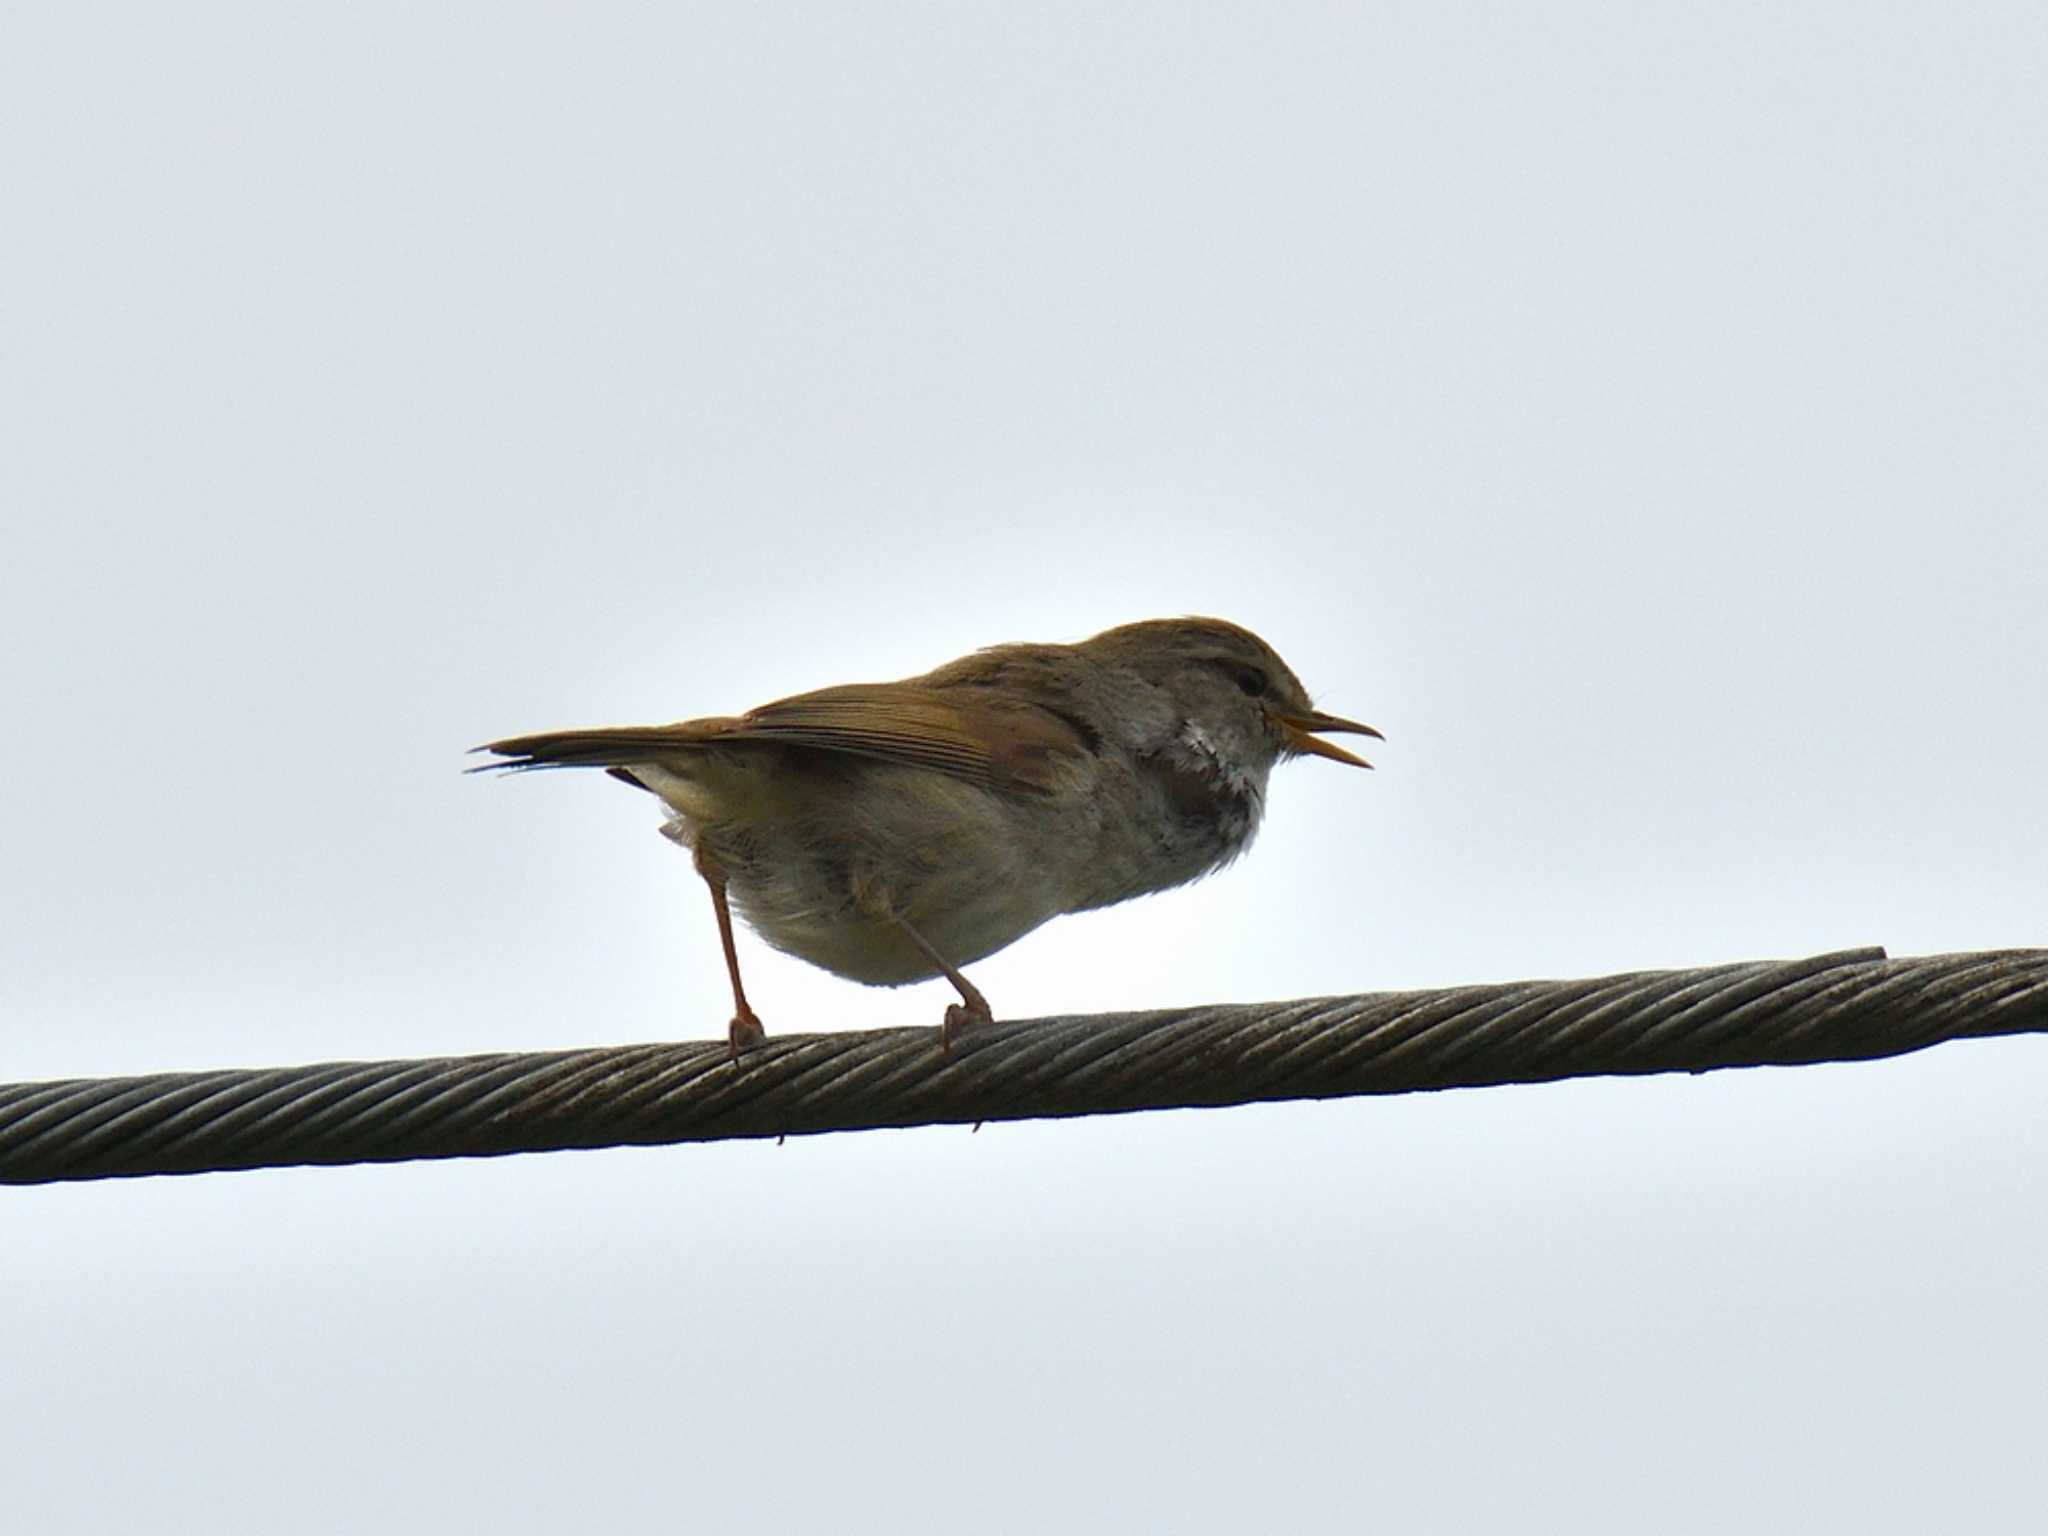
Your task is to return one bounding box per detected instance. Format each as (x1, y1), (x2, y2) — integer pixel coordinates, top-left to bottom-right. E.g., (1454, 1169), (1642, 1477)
(728, 1006), (766, 1061)
(940, 996), (994, 1055)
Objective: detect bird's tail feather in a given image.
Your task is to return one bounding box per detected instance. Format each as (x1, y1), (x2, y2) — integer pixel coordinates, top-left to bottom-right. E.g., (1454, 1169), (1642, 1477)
(468, 724), (716, 773)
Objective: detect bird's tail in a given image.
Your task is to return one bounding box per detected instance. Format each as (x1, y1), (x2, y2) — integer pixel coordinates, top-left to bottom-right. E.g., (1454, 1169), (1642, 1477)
(469, 723), (722, 774)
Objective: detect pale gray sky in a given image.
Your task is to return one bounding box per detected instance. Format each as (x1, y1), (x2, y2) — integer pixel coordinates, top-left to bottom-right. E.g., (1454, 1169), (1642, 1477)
(4, 4), (2044, 1531)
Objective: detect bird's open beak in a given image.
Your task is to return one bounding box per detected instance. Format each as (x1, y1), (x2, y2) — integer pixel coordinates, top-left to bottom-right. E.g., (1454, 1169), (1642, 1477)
(1269, 707), (1383, 769)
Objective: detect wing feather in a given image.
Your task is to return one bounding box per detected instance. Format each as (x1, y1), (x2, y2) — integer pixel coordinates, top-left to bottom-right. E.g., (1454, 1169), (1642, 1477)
(478, 681), (1089, 793)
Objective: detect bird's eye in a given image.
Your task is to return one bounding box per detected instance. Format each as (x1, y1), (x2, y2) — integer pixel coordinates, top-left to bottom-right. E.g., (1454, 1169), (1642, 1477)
(1234, 667), (1266, 698)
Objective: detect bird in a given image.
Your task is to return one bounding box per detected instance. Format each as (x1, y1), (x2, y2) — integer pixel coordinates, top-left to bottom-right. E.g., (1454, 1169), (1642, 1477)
(476, 617), (1379, 1057)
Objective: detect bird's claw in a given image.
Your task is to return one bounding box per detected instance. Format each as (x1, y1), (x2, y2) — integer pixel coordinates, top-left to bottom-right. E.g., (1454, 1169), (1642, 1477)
(727, 1008), (766, 1061)
(940, 997), (994, 1055)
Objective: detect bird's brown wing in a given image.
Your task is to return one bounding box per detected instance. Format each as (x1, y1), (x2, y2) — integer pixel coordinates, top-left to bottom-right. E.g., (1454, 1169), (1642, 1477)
(479, 681), (1091, 794)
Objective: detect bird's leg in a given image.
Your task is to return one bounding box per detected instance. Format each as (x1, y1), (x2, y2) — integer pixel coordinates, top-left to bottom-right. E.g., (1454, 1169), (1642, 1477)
(848, 866), (994, 1051)
(890, 912), (995, 1053)
(690, 844), (765, 1060)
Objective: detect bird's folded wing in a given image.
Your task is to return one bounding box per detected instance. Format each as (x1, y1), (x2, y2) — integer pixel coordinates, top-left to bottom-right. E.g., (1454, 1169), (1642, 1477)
(480, 683), (1090, 793)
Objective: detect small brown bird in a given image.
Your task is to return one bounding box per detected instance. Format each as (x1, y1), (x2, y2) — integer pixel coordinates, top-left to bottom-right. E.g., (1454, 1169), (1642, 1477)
(478, 617), (1379, 1056)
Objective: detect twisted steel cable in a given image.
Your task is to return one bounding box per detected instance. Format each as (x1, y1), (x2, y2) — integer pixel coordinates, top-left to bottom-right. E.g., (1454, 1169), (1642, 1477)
(4, 946), (2044, 1185)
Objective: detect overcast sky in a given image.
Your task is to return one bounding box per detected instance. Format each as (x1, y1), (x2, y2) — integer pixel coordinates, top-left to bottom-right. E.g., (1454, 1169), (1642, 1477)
(4, 4), (2044, 1531)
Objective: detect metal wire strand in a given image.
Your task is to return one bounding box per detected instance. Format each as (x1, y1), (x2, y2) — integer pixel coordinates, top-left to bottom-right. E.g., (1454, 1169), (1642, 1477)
(3, 947), (2044, 1185)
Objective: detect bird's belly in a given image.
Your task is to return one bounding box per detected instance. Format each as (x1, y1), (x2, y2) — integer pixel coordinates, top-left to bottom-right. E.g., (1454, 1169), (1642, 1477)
(690, 768), (1085, 987)
(735, 882), (1057, 986)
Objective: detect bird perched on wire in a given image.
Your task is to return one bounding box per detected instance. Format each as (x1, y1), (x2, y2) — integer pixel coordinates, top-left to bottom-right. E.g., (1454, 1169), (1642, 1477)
(477, 616), (1379, 1057)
